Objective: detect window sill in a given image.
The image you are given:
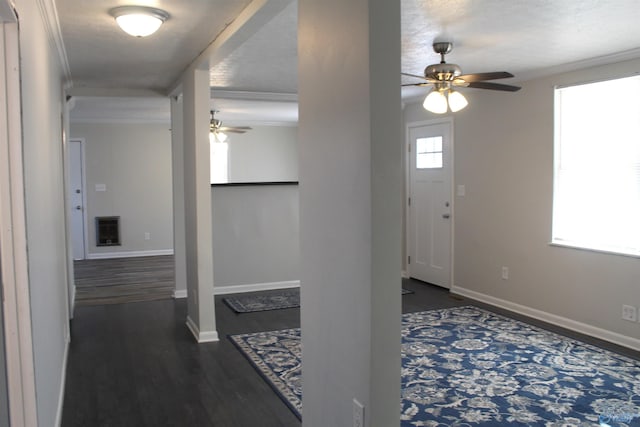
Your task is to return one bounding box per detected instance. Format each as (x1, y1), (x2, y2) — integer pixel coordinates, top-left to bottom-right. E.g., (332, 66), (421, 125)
(549, 241), (640, 259)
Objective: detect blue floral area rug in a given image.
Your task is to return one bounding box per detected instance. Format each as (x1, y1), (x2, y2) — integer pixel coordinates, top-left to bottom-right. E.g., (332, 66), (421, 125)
(223, 289), (300, 313)
(229, 306), (640, 426)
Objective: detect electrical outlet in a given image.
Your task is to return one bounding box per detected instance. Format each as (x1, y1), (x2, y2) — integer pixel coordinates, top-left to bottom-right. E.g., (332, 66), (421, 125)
(501, 266), (509, 280)
(353, 399), (364, 427)
(622, 305), (637, 322)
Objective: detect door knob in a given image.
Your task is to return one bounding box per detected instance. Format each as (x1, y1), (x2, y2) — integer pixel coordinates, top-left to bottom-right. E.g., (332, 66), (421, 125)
(75, 205), (82, 210)
(442, 213), (450, 219)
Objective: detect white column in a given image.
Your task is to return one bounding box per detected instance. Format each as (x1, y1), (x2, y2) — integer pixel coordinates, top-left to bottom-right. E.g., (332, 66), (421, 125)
(299, 0), (402, 426)
(170, 95), (188, 299)
(182, 68), (218, 342)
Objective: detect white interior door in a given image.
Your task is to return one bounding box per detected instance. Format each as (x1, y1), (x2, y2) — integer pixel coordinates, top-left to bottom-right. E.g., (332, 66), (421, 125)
(408, 120), (452, 288)
(69, 139), (86, 260)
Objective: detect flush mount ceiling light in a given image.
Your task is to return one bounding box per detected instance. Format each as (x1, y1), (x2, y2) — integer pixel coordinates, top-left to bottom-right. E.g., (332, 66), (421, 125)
(110, 6), (169, 37)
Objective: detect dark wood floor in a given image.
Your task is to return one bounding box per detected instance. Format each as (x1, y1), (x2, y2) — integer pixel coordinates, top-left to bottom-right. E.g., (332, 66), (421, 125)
(74, 256), (174, 306)
(61, 278), (639, 426)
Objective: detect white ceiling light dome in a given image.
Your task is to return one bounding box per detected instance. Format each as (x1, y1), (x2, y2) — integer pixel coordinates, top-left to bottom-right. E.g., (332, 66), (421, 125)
(110, 6), (169, 38)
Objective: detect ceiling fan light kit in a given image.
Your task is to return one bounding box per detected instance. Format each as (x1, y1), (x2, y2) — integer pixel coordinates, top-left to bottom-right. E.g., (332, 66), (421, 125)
(209, 110), (251, 143)
(110, 6), (169, 37)
(403, 41), (520, 114)
(447, 90), (468, 112)
(423, 90), (448, 114)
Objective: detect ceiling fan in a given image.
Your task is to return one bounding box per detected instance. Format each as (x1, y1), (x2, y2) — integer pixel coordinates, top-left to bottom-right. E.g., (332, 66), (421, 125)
(209, 110), (252, 142)
(402, 41), (521, 114)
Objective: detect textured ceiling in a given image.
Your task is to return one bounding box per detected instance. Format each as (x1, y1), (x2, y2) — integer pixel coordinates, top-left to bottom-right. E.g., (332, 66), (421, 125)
(209, 1), (297, 94)
(63, 0), (640, 122)
(58, 0), (251, 93)
(401, 0), (640, 98)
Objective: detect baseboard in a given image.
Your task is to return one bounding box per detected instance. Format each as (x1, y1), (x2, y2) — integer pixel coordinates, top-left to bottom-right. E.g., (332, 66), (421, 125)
(401, 270), (410, 279)
(55, 338), (70, 427)
(69, 284), (76, 319)
(214, 280), (300, 295)
(185, 316), (219, 343)
(173, 289), (187, 299)
(451, 285), (640, 352)
(86, 249), (174, 260)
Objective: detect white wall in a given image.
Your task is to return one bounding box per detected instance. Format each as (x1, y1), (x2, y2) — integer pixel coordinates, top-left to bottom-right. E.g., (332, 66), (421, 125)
(226, 125), (298, 182)
(211, 184), (299, 287)
(71, 121), (174, 257)
(404, 57), (640, 348)
(15, 0), (70, 424)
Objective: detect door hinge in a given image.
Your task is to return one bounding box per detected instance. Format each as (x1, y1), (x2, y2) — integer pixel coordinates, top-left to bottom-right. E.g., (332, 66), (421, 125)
(408, 144), (411, 152)
(407, 256), (411, 264)
(408, 197), (411, 206)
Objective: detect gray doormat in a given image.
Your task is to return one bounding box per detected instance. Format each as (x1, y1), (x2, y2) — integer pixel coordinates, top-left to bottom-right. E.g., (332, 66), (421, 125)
(223, 289), (300, 313)
(225, 287), (414, 313)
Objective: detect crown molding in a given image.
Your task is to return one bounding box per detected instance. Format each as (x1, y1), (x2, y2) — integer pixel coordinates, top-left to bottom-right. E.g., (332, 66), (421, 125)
(67, 87), (167, 98)
(513, 47), (640, 84)
(0, 0), (16, 21)
(36, 0), (72, 89)
(211, 89), (298, 102)
(70, 117), (171, 125)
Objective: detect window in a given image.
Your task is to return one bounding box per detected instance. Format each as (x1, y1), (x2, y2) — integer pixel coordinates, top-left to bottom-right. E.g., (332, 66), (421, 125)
(553, 75), (640, 256)
(416, 136), (443, 169)
(210, 139), (229, 184)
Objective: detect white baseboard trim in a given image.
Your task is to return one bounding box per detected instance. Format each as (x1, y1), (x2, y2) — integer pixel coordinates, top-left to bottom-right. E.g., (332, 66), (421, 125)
(55, 339), (70, 427)
(214, 280), (300, 295)
(86, 249), (174, 260)
(401, 270), (410, 279)
(173, 289), (188, 299)
(69, 284), (76, 319)
(451, 285), (640, 352)
(185, 316), (219, 343)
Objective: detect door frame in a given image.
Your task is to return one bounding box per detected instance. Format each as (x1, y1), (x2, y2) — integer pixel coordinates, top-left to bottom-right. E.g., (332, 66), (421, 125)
(68, 137), (88, 260)
(0, 17), (39, 427)
(405, 117), (455, 287)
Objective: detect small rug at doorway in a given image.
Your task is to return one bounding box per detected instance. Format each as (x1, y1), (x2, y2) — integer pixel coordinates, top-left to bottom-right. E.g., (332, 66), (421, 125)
(229, 306), (640, 425)
(223, 289), (300, 313)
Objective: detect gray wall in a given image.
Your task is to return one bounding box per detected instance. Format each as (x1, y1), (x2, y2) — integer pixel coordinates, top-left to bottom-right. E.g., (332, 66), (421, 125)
(298, 0), (402, 424)
(71, 121), (174, 257)
(226, 125), (298, 183)
(17, 0), (71, 423)
(211, 185), (299, 287)
(404, 57), (640, 347)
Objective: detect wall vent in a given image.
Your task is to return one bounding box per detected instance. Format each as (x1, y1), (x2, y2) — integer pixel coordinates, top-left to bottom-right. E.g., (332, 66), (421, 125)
(95, 216), (121, 246)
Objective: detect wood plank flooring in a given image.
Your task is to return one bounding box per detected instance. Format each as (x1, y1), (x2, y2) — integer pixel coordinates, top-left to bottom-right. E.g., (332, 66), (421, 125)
(61, 274), (640, 426)
(74, 256), (174, 306)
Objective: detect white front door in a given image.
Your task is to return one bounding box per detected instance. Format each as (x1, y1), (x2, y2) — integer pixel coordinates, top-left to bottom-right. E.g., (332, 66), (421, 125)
(69, 139), (86, 260)
(408, 120), (452, 288)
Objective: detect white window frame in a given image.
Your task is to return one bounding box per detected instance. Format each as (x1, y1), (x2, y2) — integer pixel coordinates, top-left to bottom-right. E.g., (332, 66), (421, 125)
(552, 75), (640, 257)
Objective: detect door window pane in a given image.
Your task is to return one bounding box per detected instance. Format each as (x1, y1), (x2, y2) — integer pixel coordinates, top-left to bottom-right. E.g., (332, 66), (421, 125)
(417, 136), (443, 169)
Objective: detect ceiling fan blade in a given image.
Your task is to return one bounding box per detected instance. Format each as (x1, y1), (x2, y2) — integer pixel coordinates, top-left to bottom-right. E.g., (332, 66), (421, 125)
(402, 83), (432, 87)
(458, 71), (514, 82)
(222, 129), (248, 134)
(467, 81), (521, 92)
(401, 72), (428, 80)
(220, 126), (252, 132)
